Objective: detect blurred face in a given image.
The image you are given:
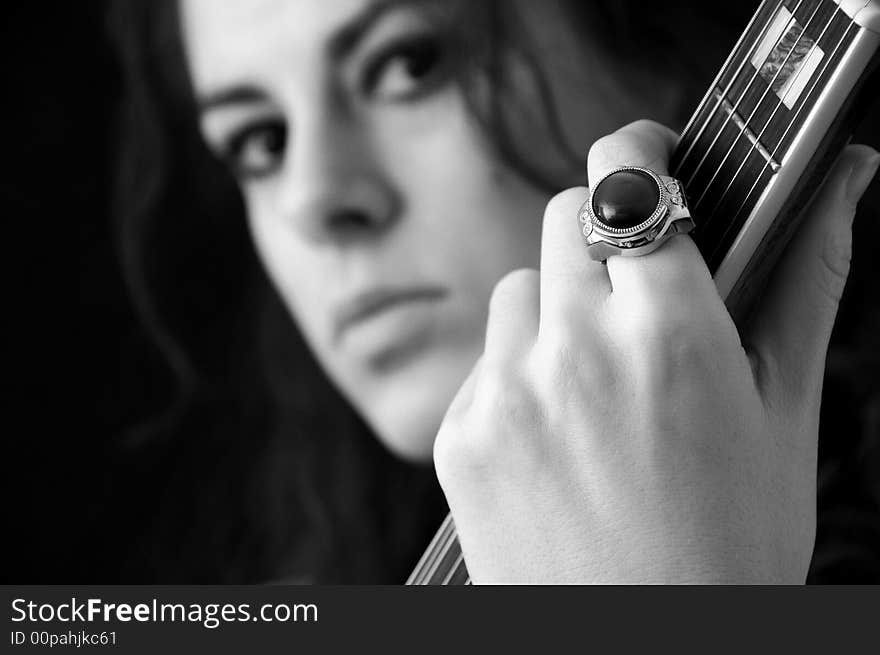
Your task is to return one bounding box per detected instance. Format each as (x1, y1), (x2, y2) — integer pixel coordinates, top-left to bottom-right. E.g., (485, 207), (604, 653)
(181, 0), (628, 460)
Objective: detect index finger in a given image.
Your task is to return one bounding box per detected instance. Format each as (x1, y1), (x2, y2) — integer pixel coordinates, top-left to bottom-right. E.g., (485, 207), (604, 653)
(587, 120), (715, 303)
(538, 186), (612, 331)
(586, 119), (677, 184)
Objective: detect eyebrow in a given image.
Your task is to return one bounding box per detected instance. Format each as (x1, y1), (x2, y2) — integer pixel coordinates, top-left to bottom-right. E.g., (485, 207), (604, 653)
(199, 85), (267, 113)
(197, 0), (397, 115)
(326, 0), (396, 61)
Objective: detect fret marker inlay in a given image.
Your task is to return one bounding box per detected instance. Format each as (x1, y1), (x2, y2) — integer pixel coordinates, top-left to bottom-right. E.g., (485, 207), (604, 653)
(751, 5), (825, 109)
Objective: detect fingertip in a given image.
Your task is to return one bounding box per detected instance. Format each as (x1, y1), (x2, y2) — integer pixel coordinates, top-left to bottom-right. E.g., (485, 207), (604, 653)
(840, 143), (879, 163)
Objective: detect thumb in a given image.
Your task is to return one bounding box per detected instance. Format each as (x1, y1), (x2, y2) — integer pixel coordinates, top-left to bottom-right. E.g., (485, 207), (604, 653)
(746, 144), (879, 409)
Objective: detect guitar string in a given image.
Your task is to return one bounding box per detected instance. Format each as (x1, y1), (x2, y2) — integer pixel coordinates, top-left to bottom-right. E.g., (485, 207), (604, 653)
(413, 1), (799, 589)
(409, 1), (790, 588)
(673, 0), (786, 178)
(405, 515), (443, 584)
(441, 552), (465, 585)
(411, 4), (814, 586)
(432, 538), (467, 585)
(418, 516), (456, 584)
(682, 0), (816, 197)
(690, 0), (833, 214)
(441, 540), (469, 585)
(406, 513), (454, 584)
(414, 520), (452, 584)
(501, 4), (851, 589)
(679, 0), (810, 188)
(699, 0), (849, 264)
(416, 514), (462, 584)
(714, 7), (859, 259)
(421, 516), (463, 584)
(408, 0), (849, 588)
(421, 521), (458, 584)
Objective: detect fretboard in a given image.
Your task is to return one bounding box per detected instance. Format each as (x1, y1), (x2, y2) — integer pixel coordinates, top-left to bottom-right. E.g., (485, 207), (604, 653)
(674, 0), (860, 275)
(407, 0), (878, 585)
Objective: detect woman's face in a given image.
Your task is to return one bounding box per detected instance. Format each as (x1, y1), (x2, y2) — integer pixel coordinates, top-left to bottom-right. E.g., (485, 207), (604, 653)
(181, 0), (633, 460)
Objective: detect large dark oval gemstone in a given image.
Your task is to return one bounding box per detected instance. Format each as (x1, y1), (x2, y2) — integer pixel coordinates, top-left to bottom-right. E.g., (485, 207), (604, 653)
(592, 169), (660, 230)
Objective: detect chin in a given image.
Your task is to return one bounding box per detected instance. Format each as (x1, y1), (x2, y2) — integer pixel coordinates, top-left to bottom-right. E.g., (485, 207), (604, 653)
(357, 344), (481, 463)
(371, 414), (440, 463)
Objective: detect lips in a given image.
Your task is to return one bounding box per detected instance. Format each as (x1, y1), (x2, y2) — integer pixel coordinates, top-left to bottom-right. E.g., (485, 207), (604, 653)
(332, 285), (448, 346)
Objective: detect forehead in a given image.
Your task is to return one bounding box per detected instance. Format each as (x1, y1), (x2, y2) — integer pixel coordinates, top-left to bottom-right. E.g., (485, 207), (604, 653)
(180, 0), (375, 93)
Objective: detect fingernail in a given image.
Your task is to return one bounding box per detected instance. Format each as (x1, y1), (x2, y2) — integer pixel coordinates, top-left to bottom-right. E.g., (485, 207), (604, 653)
(845, 150), (880, 205)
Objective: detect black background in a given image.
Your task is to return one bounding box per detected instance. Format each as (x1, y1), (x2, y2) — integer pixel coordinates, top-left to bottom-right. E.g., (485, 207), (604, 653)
(3, 2), (879, 582)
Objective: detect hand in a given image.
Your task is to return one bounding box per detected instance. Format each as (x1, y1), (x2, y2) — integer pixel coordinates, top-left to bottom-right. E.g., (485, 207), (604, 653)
(433, 120), (880, 583)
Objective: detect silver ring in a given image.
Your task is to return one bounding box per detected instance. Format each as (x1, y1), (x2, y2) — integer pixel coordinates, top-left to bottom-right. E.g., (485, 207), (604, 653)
(578, 166), (695, 262)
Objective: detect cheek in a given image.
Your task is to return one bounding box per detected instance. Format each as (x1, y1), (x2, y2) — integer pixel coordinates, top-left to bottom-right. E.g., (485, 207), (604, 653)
(380, 99), (547, 286)
(242, 192), (327, 347)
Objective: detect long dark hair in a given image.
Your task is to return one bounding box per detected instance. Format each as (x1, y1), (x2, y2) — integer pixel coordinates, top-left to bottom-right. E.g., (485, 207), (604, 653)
(107, 0), (878, 584)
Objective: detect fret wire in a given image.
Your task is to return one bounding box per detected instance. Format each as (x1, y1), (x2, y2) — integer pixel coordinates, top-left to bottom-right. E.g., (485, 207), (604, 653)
(673, 0), (786, 178)
(406, 513), (454, 585)
(712, 9), (858, 262)
(411, 2), (799, 587)
(408, 1), (788, 587)
(407, 1), (858, 590)
(700, 0), (843, 238)
(684, 0), (816, 198)
(691, 0), (832, 213)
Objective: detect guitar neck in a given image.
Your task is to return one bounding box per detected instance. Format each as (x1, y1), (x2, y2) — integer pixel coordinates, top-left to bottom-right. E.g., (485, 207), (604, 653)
(407, 0), (880, 585)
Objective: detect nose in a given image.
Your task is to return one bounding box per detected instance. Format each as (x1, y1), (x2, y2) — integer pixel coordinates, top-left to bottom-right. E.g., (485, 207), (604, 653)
(277, 111), (401, 247)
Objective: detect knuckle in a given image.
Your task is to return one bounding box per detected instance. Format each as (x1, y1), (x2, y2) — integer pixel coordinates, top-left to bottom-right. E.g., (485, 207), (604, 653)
(473, 366), (537, 441)
(433, 409), (496, 483)
(539, 309), (584, 347)
(659, 257), (704, 293)
(589, 120), (677, 180)
(530, 336), (605, 398)
(587, 132), (626, 169)
(433, 418), (470, 487)
(476, 366), (536, 432)
(615, 293), (700, 343)
(614, 301), (715, 381)
(545, 186), (589, 218)
(656, 324), (712, 370)
(434, 365), (538, 476)
(620, 119), (679, 145)
(489, 268), (538, 315)
(615, 299), (664, 342)
(432, 416), (464, 480)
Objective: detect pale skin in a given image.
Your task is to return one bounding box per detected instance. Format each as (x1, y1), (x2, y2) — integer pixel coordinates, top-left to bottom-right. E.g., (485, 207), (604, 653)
(181, 0), (880, 582)
(434, 124), (880, 583)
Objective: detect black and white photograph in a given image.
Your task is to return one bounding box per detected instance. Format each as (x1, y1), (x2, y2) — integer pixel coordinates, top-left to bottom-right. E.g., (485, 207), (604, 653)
(5, 0), (880, 599)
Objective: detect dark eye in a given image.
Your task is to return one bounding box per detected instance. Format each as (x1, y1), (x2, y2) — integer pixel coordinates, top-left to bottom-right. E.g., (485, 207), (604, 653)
(222, 119), (287, 180)
(363, 34), (450, 101)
